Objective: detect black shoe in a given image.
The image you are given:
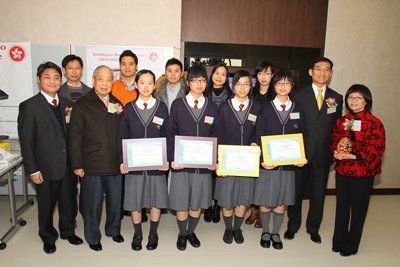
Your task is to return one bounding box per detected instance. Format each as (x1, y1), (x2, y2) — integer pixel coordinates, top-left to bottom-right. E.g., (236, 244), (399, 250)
(223, 229), (234, 244)
(260, 232), (271, 248)
(204, 206), (213, 222)
(61, 234), (83, 245)
(307, 230), (321, 243)
(340, 251), (355, 257)
(141, 208), (148, 222)
(233, 229), (244, 244)
(89, 243), (102, 251)
(131, 235), (143, 251)
(187, 233), (201, 248)
(43, 242), (56, 254)
(212, 203), (221, 223)
(176, 235), (187, 251)
(146, 235), (159, 250)
(112, 234), (124, 243)
(271, 234), (283, 250)
(332, 247), (341, 253)
(283, 229), (295, 240)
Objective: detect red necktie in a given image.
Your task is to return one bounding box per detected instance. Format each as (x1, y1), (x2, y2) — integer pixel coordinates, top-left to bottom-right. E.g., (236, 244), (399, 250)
(281, 104), (286, 111)
(194, 100), (199, 109)
(52, 99), (58, 108)
(239, 104), (245, 111)
(143, 103), (148, 110)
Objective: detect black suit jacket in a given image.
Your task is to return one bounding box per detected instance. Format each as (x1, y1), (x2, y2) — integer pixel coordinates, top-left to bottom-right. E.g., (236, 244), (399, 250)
(18, 93), (73, 180)
(292, 85), (343, 167)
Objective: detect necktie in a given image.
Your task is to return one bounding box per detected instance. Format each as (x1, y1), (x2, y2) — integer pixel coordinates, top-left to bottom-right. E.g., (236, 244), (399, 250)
(52, 98), (57, 108)
(317, 89), (324, 110)
(194, 99), (199, 109)
(281, 104), (286, 111)
(239, 104), (245, 111)
(143, 103), (148, 110)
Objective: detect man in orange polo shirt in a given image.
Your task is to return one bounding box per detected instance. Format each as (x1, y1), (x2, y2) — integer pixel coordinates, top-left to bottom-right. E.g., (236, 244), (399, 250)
(112, 50), (139, 106)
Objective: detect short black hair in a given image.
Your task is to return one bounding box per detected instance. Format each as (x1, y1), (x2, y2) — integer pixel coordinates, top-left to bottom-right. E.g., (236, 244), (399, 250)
(61, 54), (83, 68)
(345, 84), (373, 112)
(269, 70), (295, 99)
(135, 69), (156, 84)
(232, 70), (253, 97)
(311, 56), (333, 69)
(37, 61), (62, 78)
(187, 64), (207, 81)
(165, 58), (183, 71)
(119, 50), (138, 65)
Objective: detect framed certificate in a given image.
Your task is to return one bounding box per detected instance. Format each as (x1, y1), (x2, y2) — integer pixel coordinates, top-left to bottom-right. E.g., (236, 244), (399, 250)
(174, 136), (217, 169)
(122, 137), (168, 171)
(217, 145), (260, 177)
(261, 134), (306, 166)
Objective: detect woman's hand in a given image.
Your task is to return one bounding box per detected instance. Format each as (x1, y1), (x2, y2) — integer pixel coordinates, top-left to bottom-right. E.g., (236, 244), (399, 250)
(334, 150), (356, 160)
(171, 161), (184, 170)
(295, 159), (308, 167)
(159, 162), (170, 172)
(120, 163), (129, 174)
(261, 162), (276, 170)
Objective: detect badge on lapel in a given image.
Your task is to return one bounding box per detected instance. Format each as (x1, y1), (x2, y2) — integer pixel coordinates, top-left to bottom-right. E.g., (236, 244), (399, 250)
(65, 107), (72, 124)
(326, 98), (338, 114)
(204, 116), (214, 125)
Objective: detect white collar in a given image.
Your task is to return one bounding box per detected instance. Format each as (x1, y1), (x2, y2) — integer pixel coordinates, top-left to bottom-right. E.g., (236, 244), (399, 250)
(186, 92), (205, 109)
(40, 91), (59, 105)
(231, 96), (249, 111)
(312, 83), (327, 97)
(273, 97), (292, 111)
(136, 95), (156, 110)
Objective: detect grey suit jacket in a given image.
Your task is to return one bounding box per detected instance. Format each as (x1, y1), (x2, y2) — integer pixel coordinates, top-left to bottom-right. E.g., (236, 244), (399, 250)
(59, 81), (91, 101)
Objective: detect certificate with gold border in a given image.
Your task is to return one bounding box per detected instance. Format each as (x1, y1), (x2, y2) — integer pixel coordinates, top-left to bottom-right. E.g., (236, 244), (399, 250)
(261, 134), (306, 166)
(216, 145), (260, 177)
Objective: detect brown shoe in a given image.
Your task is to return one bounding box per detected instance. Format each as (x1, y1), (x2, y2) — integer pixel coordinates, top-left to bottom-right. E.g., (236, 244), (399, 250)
(254, 209), (263, 228)
(245, 207), (257, 225)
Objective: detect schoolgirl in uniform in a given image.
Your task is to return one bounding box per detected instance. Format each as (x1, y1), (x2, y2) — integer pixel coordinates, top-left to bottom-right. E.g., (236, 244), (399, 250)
(254, 70), (305, 250)
(167, 65), (220, 251)
(119, 70), (169, 251)
(215, 70), (262, 244)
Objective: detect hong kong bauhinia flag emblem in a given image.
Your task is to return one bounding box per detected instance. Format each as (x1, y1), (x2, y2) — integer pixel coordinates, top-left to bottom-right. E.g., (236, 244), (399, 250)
(9, 45), (25, 62)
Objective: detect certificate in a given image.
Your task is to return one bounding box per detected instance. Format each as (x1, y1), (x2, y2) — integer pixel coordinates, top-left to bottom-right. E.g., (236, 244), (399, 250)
(122, 137), (168, 171)
(217, 145), (260, 177)
(261, 134), (306, 166)
(174, 136), (217, 169)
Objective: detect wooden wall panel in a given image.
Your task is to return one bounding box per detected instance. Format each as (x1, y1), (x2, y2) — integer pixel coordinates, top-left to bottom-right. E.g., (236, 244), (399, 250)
(181, 0), (328, 48)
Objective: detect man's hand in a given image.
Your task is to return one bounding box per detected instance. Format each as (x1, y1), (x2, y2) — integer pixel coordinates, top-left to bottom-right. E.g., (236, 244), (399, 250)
(30, 172), (44, 184)
(74, 168), (85, 178)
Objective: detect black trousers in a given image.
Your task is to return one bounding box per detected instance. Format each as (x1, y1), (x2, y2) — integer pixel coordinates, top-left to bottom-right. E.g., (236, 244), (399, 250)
(333, 173), (374, 254)
(81, 175), (122, 244)
(35, 172), (76, 243)
(287, 161), (330, 233)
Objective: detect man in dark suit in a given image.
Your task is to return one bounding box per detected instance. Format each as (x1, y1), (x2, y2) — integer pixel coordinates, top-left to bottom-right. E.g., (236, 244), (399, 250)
(284, 57), (343, 243)
(18, 62), (83, 254)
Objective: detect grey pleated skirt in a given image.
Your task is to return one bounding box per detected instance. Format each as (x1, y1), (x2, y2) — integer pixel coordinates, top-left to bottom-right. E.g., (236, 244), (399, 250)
(253, 169), (295, 207)
(215, 176), (255, 208)
(124, 172), (169, 211)
(169, 171), (212, 211)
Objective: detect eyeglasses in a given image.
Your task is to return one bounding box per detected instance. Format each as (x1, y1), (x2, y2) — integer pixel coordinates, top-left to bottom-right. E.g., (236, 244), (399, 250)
(257, 72), (272, 77)
(235, 83), (251, 87)
(190, 79), (207, 84)
(348, 96), (364, 101)
(313, 67), (331, 73)
(275, 82), (292, 87)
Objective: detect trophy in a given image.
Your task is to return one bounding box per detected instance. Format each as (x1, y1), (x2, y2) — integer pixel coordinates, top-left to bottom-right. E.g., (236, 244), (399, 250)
(337, 137), (352, 154)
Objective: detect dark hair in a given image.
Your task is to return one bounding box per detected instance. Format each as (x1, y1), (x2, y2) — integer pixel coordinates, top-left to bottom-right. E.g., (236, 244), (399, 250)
(165, 58), (183, 71)
(37, 61), (62, 78)
(119, 50), (138, 65)
(186, 65), (208, 96)
(311, 56), (333, 69)
(135, 69), (156, 84)
(269, 70), (295, 99)
(345, 84), (373, 112)
(253, 61), (274, 99)
(206, 63), (232, 98)
(61, 54), (83, 68)
(232, 70), (253, 97)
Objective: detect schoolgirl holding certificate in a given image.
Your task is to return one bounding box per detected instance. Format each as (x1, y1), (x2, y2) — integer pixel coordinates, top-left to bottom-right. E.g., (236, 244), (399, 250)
(119, 70), (169, 251)
(167, 65), (220, 251)
(215, 70), (262, 244)
(254, 70), (305, 250)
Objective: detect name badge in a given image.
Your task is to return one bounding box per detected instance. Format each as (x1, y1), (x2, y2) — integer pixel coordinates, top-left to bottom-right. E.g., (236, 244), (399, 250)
(204, 116), (214, 125)
(248, 113), (257, 123)
(352, 120), (362, 131)
(152, 116), (164, 126)
(327, 107), (337, 114)
(290, 112), (300, 120)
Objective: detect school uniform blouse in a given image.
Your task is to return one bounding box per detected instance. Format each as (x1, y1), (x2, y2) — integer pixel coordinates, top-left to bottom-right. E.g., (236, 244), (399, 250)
(331, 110), (385, 177)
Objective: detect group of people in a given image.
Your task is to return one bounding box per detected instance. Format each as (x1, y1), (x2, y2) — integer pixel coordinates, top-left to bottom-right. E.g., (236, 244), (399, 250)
(17, 50), (385, 258)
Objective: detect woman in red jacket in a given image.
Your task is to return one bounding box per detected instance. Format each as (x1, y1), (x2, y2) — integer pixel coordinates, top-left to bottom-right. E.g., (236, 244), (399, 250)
(331, 84), (385, 257)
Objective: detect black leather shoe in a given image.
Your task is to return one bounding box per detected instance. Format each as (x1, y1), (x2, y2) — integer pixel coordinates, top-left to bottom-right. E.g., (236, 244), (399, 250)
(131, 235), (143, 251)
(146, 235), (159, 250)
(223, 229), (233, 244)
(271, 234), (283, 250)
(141, 208), (148, 222)
(233, 229), (244, 244)
(340, 251), (355, 257)
(212, 203), (221, 223)
(112, 234), (124, 243)
(307, 231), (321, 243)
(176, 235), (187, 251)
(43, 242), (56, 254)
(187, 233), (201, 248)
(204, 206), (213, 222)
(332, 247), (341, 253)
(61, 234), (83, 245)
(89, 243), (102, 251)
(283, 230), (295, 240)
(260, 232), (271, 248)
